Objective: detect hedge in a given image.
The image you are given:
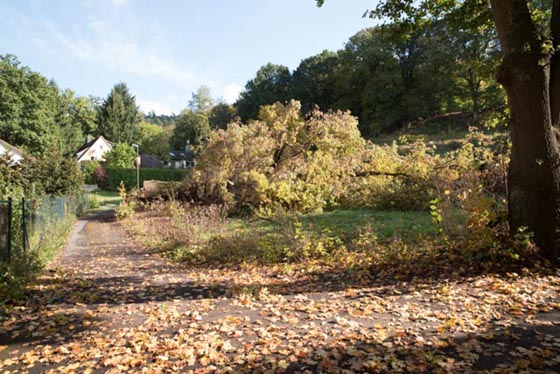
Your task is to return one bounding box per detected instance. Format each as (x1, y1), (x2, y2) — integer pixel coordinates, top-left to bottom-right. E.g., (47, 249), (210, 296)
(103, 168), (190, 191)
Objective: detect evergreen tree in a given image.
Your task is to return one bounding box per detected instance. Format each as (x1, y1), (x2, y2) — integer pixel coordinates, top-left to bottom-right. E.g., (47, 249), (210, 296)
(97, 82), (139, 143)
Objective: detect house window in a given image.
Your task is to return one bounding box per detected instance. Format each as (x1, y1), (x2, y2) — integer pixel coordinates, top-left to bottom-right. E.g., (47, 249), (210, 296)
(91, 156), (95, 161)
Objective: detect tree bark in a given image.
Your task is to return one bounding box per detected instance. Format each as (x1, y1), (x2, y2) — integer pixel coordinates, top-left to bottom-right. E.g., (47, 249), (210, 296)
(490, 0), (560, 259)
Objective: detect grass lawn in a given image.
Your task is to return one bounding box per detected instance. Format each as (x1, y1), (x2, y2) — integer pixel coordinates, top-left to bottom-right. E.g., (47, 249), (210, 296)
(228, 208), (437, 244)
(89, 190), (121, 209)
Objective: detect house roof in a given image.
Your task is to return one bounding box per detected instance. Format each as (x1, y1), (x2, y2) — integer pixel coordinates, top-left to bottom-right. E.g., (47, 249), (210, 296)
(139, 154), (162, 168)
(169, 150), (195, 161)
(0, 138), (25, 158)
(75, 136), (113, 156)
(75, 136), (114, 161)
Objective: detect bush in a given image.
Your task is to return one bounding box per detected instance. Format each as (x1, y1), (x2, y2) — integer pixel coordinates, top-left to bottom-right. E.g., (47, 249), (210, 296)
(93, 165), (108, 186)
(105, 143), (136, 168)
(115, 182), (136, 220)
(103, 168), (189, 191)
(88, 194), (100, 209)
(182, 100), (365, 215)
(81, 161), (100, 184)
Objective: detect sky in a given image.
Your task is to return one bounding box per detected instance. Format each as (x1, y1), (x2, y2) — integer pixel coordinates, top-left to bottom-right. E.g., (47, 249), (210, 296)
(0, 0), (375, 115)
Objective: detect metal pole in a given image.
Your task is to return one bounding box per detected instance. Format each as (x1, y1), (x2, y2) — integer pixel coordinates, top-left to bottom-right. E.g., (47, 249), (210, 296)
(136, 146), (140, 193)
(22, 198), (27, 251)
(132, 143), (140, 195)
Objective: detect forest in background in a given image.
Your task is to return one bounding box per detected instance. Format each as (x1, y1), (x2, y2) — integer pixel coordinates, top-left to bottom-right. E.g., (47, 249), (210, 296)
(0, 18), (505, 165)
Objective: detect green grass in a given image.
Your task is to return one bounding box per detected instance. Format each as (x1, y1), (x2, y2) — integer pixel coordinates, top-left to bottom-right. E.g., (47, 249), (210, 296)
(89, 190), (122, 209)
(229, 209), (436, 244)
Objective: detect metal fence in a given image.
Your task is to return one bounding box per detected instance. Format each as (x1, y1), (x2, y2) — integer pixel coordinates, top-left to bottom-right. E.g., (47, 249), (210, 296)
(0, 194), (88, 262)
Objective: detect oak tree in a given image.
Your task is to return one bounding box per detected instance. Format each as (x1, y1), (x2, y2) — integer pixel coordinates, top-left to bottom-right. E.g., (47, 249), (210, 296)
(318, 0), (560, 259)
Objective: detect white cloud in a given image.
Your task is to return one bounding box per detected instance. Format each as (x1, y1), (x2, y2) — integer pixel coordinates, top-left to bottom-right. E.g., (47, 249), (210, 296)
(46, 18), (197, 87)
(221, 84), (243, 104)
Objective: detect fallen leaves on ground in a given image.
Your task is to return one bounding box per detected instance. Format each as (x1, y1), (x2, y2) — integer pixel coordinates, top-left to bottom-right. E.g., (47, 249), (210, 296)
(0, 215), (559, 373)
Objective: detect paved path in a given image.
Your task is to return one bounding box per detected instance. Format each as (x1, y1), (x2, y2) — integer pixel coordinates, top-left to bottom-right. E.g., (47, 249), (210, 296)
(0, 210), (229, 373)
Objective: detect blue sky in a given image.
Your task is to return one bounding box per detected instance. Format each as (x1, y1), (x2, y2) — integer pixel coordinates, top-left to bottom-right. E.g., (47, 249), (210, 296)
(0, 0), (375, 115)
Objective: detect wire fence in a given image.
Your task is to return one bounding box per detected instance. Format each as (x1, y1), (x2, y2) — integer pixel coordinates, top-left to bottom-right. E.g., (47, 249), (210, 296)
(0, 194), (89, 262)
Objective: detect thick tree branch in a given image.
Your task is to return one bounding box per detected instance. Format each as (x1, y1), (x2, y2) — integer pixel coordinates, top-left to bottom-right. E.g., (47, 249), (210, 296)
(354, 171), (410, 178)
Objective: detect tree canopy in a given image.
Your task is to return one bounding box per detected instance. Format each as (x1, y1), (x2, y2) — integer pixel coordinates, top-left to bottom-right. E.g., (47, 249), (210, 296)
(316, 0), (560, 259)
(97, 82), (139, 144)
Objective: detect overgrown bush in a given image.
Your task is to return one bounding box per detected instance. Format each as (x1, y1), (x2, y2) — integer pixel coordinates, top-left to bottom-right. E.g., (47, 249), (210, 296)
(0, 207), (76, 301)
(182, 100), (365, 214)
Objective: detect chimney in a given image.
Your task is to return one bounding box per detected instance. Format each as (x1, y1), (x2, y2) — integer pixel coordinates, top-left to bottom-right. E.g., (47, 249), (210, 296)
(86, 134), (94, 144)
(185, 139), (191, 152)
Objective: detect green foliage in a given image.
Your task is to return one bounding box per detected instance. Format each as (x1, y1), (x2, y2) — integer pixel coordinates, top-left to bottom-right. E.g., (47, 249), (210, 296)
(0, 54), (100, 157)
(172, 109), (210, 147)
(0, 54), (58, 156)
(81, 160), (101, 184)
(88, 193), (101, 209)
(0, 202), (76, 300)
(52, 88), (84, 156)
(291, 50), (339, 113)
(188, 85), (215, 113)
(33, 147), (83, 196)
(116, 182), (136, 220)
(134, 122), (171, 160)
(143, 111), (176, 127)
(89, 190), (122, 208)
(209, 103), (237, 130)
(0, 154), (29, 199)
(97, 82), (139, 143)
(103, 167), (189, 191)
(104, 143), (136, 168)
(234, 8), (504, 138)
(235, 63), (292, 121)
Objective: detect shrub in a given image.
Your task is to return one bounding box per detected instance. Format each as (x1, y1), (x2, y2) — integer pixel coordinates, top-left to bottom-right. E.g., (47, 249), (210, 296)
(88, 194), (100, 209)
(103, 168), (189, 191)
(93, 165), (108, 186)
(115, 182), (136, 220)
(104, 143), (136, 168)
(182, 100), (365, 215)
(81, 160), (100, 184)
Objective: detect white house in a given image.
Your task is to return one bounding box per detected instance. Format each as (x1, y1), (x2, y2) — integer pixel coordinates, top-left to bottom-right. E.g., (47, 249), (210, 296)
(75, 136), (114, 163)
(0, 139), (25, 164)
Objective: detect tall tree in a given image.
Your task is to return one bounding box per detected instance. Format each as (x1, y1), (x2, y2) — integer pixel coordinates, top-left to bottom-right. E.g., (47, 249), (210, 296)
(97, 82), (139, 143)
(53, 88), (88, 156)
(135, 121), (172, 160)
(0, 54), (58, 155)
(104, 143), (137, 168)
(172, 109), (211, 148)
(188, 85), (215, 113)
(71, 95), (99, 136)
(209, 103), (237, 130)
(317, 0), (560, 259)
(235, 63), (292, 121)
(291, 50), (340, 113)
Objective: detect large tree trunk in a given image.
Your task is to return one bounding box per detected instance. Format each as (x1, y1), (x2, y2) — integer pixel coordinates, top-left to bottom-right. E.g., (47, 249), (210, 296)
(490, 0), (560, 260)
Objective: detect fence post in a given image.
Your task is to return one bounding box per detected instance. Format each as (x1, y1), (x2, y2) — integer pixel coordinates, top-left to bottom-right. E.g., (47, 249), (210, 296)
(21, 198), (28, 251)
(6, 197), (12, 262)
